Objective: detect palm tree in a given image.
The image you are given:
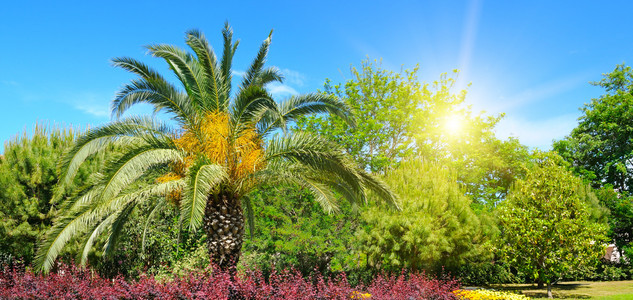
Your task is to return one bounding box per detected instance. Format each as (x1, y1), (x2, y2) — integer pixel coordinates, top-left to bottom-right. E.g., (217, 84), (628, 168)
(35, 23), (398, 274)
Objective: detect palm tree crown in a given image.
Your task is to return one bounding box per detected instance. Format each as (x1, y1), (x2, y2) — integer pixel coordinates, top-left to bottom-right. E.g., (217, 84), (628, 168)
(35, 23), (398, 273)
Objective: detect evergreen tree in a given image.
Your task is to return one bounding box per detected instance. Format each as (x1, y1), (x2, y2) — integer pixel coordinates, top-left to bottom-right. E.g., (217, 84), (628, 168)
(356, 159), (490, 272)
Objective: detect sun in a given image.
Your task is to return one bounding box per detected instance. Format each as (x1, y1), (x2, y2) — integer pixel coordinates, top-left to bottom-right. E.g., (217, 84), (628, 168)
(444, 114), (463, 136)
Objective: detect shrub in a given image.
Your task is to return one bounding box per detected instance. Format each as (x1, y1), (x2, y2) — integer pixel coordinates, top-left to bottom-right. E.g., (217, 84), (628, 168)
(0, 263), (460, 299)
(453, 261), (525, 286)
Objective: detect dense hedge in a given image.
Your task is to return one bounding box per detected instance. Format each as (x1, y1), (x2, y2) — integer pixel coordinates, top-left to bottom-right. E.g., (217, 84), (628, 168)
(0, 263), (460, 300)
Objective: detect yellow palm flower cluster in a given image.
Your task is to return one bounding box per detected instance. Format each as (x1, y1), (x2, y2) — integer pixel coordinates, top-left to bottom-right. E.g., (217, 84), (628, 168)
(453, 289), (529, 300)
(157, 111), (264, 202)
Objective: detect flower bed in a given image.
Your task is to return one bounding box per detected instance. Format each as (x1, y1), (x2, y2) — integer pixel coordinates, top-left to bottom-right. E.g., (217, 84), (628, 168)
(453, 289), (530, 300)
(0, 264), (460, 299)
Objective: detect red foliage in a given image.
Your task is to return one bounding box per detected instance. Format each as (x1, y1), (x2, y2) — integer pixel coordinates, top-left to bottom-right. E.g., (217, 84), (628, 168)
(0, 263), (460, 299)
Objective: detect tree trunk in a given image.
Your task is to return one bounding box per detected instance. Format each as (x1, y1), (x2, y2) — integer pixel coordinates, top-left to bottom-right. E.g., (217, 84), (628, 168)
(203, 193), (245, 275)
(547, 282), (553, 299)
(537, 279), (544, 289)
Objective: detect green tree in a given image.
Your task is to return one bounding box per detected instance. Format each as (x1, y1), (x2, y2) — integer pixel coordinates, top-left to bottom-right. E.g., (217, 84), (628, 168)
(355, 158), (491, 273)
(0, 125), (97, 265)
(593, 185), (633, 258)
(297, 60), (529, 207)
(553, 63), (633, 259)
(554, 64), (633, 192)
(35, 24), (397, 274)
(296, 59), (421, 172)
(498, 152), (607, 298)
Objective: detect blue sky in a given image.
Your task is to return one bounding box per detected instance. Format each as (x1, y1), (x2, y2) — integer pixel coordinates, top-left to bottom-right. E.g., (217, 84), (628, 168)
(2, 0), (633, 150)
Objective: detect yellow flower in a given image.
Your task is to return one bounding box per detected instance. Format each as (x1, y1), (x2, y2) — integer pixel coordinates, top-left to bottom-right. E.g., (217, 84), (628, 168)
(453, 289), (529, 300)
(350, 291), (372, 299)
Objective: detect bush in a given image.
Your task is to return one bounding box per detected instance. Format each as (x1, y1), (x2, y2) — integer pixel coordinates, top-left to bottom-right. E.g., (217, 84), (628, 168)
(563, 260), (633, 281)
(0, 263), (461, 299)
(453, 262), (525, 286)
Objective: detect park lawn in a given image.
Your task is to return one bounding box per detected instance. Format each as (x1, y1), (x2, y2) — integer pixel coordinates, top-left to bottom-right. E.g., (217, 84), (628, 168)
(490, 280), (633, 299)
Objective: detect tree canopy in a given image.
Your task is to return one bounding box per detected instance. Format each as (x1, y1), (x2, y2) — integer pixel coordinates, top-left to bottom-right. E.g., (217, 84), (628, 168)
(554, 64), (633, 192)
(498, 152), (607, 298)
(297, 60), (529, 207)
(356, 159), (491, 272)
(0, 125), (99, 265)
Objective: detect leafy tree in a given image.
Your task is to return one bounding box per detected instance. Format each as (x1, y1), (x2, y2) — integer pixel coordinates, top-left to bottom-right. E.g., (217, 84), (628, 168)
(0, 125), (97, 265)
(296, 59), (421, 172)
(553, 63), (633, 258)
(498, 152), (607, 298)
(35, 24), (397, 274)
(297, 60), (529, 207)
(355, 158), (491, 273)
(593, 185), (633, 258)
(554, 64), (633, 192)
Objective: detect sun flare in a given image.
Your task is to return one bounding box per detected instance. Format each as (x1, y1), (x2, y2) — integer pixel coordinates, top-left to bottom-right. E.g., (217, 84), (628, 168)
(444, 115), (463, 136)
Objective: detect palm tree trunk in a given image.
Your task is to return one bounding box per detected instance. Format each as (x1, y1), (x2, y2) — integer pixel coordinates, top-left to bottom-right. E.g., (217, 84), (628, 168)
(203, 193), (245, 275)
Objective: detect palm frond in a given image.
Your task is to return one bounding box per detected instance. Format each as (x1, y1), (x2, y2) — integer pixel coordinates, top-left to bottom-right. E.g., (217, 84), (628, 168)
(220, 22), (239, 104)
(264, 132), (363, 196)
(78, 211), (116, 265)
(35, 188), (103, 272)
(300, 178), (340, 213)
(103, 201), (137, 256)
(231, 85), (279, 131)
(111, 57), (195, 124)
(98, 147), (182, 202)
(145, 44), (207, 111)
(242, 195), (255, 240)
(358, 170), (400, 210)
(55, 117), (175, 202)
(241, 30), (272, 87)
(37, 180), (183, 273)
(258, 93), (354, 137)
(256, 66), (284, 86)
(142, 198), (165, 253)
(181, 161), (227, 231)
(254, 160), (358, 213)
(185, 29), (222, 111)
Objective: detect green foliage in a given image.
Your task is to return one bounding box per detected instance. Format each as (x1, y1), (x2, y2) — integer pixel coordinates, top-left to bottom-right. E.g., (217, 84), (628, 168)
(355, 159), (492, 273)
(240, 185), (358, 276)
(447, 136), (530, 209)
(454, 261), (525, 286)
(498, 151), (608, 288)
(553, 63), (633, 260)
(36, 25), (396, 273)
(594, 185), (633, 258)
(0, 125), (97, 265)
(90, 201), (205, 279)
(296, 59), (420, 173)
(297, 59), (529, 207)
(554, 64), (633, 192)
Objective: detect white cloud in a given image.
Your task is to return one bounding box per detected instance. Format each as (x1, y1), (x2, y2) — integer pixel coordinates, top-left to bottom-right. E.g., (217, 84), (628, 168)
(495, 113), (579, 150)
(267, 82), (298, 97)
(75, 102), (110, 118)
(232, 70), (246, 77)
(67, 93), (111, 118)
(281, 68), (306, 86)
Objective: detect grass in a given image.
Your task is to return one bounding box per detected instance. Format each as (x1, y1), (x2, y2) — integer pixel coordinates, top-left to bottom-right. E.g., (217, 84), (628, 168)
(489, 280), (633, 299)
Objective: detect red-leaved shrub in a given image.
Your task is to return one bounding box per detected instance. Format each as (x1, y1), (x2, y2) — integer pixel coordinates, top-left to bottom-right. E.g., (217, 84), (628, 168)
(0, 263), (459, 299)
